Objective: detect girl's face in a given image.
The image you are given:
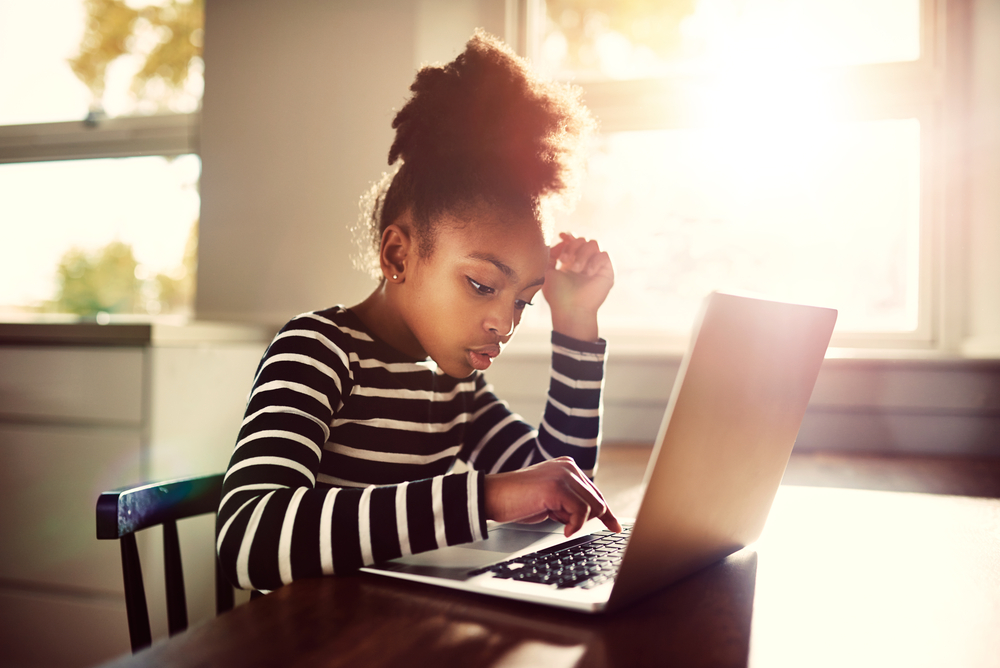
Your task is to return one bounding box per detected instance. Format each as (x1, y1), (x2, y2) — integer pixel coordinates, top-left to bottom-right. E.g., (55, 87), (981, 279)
(399, 205), (549, 378)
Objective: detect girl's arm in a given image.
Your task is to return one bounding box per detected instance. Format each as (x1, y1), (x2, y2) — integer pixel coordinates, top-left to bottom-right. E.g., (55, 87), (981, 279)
(462, 234), (622, 536)
(465, 232), (612, 478)
(462, 331), (619, 535)
(463, 332), (605, 476)
(215, 312), (487, 591)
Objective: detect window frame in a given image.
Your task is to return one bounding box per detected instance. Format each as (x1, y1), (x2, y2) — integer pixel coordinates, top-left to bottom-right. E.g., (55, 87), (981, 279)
(508, 0), (977, 355)
(0, 113), (198, 164)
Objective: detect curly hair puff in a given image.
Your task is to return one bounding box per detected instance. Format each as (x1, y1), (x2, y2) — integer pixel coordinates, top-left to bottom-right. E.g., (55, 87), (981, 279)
(354, 30), (595, 277)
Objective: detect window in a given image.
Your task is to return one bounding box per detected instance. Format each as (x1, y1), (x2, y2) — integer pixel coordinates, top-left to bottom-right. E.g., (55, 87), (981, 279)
(514, 0), (955, 350)
(0, 0), (203, 322)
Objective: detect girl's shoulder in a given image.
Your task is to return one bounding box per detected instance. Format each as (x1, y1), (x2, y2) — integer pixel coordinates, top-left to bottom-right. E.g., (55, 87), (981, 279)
(288, 305), (373, 342)
(274, 306), (416, 367)
(273, 305), (373, 348)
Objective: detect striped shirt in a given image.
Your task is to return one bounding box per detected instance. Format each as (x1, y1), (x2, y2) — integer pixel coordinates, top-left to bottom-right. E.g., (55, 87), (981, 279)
(216, 306), (606, 591)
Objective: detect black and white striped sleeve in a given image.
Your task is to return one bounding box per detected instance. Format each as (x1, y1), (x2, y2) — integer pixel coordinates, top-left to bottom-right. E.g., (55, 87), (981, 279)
(462, 332), (606, 476)
(215, 313), (487, 591)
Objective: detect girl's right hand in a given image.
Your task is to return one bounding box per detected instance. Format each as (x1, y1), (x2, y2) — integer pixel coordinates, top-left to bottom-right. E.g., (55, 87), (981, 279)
(483, 457), (622, 537)
(543, 233), (614, 342)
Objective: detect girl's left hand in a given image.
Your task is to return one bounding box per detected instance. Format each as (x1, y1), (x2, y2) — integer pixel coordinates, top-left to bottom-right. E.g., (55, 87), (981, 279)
(543, 233), (614, 342)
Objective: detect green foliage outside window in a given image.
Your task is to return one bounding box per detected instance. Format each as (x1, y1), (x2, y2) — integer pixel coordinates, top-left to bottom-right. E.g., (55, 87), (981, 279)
(52, 241), (139, 315)
(49, 219), (197, 317)
(69, 0), (204, 114)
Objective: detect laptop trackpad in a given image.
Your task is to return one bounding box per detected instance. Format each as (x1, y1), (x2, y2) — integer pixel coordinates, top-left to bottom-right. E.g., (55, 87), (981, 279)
(380, 525), (568, 579)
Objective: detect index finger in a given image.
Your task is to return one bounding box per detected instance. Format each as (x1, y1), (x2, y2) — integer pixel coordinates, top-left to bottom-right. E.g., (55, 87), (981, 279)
(596, 503), (622, 533)
(576, 476), (622, 533)
(548, 239), (568, 265)
(572, 467), (621, 533)
(562, 470), (622, 535)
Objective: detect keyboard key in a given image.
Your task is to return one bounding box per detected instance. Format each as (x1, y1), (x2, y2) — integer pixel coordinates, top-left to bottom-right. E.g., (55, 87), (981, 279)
(468, 524), (632, 589)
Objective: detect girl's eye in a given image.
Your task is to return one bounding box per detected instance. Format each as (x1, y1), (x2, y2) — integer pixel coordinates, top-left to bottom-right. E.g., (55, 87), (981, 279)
(467, 277), (495, 295)
(468, 277), (533, 309)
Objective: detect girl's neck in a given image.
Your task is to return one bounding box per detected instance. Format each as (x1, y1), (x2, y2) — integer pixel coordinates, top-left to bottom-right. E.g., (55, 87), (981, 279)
(350, 284), (428, 361)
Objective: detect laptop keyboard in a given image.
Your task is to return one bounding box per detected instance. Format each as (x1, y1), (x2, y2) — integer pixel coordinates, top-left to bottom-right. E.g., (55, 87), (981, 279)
(469, 525), (633, 589)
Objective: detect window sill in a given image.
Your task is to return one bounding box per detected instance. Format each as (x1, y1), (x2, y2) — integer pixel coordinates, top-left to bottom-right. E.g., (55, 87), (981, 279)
(0, 320), (271, 347)
(0, 113), (198, 164)
(503, 326), (1000, 365)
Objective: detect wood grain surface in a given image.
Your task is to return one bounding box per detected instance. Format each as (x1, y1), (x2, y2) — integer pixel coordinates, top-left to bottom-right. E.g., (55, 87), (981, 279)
(98, 446), (1000, 668)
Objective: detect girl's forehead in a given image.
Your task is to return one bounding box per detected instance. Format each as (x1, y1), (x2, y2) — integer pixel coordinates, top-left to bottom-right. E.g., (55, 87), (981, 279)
(457, 220), (542, 246)
(433, 209), (549, 271)
(437, 205), (546, 245)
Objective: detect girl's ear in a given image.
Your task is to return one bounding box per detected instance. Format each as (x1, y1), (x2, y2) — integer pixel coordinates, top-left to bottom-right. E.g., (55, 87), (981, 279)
(379, 220), (412, 282)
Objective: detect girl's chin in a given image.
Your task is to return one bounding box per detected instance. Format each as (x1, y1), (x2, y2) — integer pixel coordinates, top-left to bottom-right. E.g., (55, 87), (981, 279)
(430, 355), (478, 379)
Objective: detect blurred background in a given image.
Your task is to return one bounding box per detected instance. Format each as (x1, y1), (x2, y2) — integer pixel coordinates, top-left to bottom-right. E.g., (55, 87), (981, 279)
(2, 0), (998, 352)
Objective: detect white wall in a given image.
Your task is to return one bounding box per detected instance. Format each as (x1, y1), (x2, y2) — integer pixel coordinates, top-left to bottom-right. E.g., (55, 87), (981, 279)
(198, 0), (411, 323)
(197, 0), (502, 326)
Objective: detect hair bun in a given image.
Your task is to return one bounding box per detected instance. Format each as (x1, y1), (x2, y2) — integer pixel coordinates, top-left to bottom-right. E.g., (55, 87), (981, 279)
(388, 30), (593, 201)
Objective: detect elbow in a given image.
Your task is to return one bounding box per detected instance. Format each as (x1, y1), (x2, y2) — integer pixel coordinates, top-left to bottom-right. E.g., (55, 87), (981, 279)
(214, 514), (245, 590)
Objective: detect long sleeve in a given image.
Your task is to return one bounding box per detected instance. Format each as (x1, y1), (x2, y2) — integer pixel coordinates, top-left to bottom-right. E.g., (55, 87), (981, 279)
(216, 309), (608, 592)
(461, 332), (606, 476)
(215, 310), (487, 591)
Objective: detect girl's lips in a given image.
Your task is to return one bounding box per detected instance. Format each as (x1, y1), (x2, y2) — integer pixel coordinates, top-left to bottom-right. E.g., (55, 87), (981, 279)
(468, 345), (501, 371)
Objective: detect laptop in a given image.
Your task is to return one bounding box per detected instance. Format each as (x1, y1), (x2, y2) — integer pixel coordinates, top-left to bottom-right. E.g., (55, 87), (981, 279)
(361, 291), (837, 613)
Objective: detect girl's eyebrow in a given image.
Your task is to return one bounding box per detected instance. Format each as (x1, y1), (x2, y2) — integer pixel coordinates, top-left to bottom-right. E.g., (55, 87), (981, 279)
(468, 252), (545, 288)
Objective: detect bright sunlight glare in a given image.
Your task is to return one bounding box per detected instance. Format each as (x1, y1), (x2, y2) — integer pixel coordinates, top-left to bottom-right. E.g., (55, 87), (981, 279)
(540, 0), (920, 80)
(528, 0), (923, 336)
(680, 0), (919, 71)
(524, 119), (921, 335)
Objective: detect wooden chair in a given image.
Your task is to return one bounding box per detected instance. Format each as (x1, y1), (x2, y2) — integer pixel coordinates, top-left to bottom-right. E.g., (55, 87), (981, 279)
(96, 473), (235, 652)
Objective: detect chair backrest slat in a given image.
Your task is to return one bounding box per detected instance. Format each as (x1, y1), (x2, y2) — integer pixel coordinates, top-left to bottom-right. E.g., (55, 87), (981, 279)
(162, 519), (189, 636)
(119, 533), (153, 652)
(97, 473), (233, 654)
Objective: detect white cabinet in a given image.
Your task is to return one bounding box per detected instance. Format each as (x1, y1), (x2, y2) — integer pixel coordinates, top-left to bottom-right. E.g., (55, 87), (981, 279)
(0, 323), (268, 667)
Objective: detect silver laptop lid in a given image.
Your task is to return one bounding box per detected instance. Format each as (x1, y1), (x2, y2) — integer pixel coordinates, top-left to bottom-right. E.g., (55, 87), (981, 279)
(607, 291), (837, 611)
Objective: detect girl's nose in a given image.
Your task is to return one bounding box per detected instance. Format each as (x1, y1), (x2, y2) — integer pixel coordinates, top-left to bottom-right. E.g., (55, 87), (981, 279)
(485, 305), (515, 337)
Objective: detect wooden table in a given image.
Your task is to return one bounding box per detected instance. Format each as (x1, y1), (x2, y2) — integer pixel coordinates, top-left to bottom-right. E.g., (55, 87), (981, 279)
(101, 447), (1000, 668)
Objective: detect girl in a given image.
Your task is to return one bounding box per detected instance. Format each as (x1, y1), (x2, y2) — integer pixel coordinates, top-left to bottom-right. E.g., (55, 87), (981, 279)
(216, 31), (621, 592)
